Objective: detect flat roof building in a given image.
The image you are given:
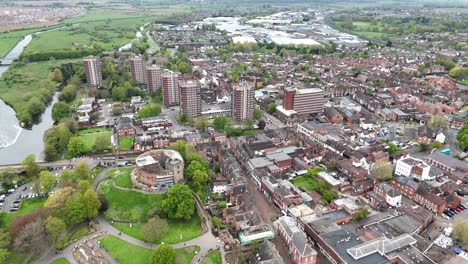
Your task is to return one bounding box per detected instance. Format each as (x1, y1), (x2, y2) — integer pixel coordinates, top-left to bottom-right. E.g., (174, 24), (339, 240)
(231, 82), (254, 121)
(130, 55), (147, 85)
(180, 80), (201, 118)
(83, 56), (102, 88)
(278, 87), (324, 118)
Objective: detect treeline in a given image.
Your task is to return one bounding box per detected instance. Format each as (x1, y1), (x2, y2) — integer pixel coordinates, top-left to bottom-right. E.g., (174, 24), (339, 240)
(20, 48), (104, 62)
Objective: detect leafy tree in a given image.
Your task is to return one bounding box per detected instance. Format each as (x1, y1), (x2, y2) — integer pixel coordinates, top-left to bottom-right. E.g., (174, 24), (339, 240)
(453, 221), (468, 242)
(386, 40), (392, 47)
(0, 229), (10, 264)
(419, 142), (430, 152)
(194, 116), (209, 131)
(63, 193), (86, 225)
(185, 161), (207, 180)
(354, 208), (369, 221)
(212, 217), (223, 229)
(141, 216), (168, 242)
(77, 180), (92, 194)
(152, 244), (175, 264)
(245, 119), (254, 130)
(39, 171), (56, 194)
(48, 68), (64, 83)
(457, 125), (468, 151)
(213, 116), (230, 131)
(44, 143), (59, 162)
(387, 142), (401, 155)
(45, 187), (75, 213)
(267, 103), (277, 114)
(60, 170), (76, 183)
(162, 184), (195, 221)
(22, 154), (40, 177)
(51, 102), (70, 123)
(192, 169), (209, 192)
(74, 161), (92, 182)
(83, 189), (101, 219)
(138, 105), (162, 118)
(59, 84), (77, 103)
(254, 108), (263, 120)
(218, 201), (227, 209)
(45, 216), (66, 244)
(371, 160), (393, 181)
(67, 136), (87, 157)
(213, 162), (220, 173)
(94, 134), (110, 153)
(27, 97), (46, 118)
(432, 141), (443, 149)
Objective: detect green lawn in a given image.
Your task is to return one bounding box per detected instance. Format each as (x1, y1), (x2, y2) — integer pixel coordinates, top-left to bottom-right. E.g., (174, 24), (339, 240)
(77, 128), (112, 151)
(201, 250), (222, 264)
(119, 136), (134, 150)
(107, 167), (134, 189)
(98, 181), (164, 222)
(0, 27), (46, 57)
(50, 257), (71, 264)
(112, 215), (203, 244)
(99, 235), (199, 264)
(0, 58), (81, 121)
(0, 197), (47, 228)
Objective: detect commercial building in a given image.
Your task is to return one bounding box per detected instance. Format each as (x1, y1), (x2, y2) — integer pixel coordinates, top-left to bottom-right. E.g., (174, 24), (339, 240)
(162, 70), (181, 107)
(146, 64), (162, 93)
(238, 224), (274, 245)
(180, 80), (201, 118)
(277, 87), (324, 119)
(83, 56), (102, 88)
(395, 154), (432, 181)
(129, 55), (147, 84)
(274, 216), (317, 264)
(135, 149), (184, 189)
(231, 82), (254, 121)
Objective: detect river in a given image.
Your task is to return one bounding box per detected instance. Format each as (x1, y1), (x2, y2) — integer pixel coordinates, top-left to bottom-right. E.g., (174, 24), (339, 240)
(0, 34), (55, 165)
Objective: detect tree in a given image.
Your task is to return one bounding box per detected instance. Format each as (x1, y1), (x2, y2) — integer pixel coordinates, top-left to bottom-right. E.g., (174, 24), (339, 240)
(212, 217), (223, 229)
(267, 103), (277, 114)
(45, 187), (75, 213)
(185, 161), (207, 180)
(138, 105), (162, 118)
(44, 143), (59, 162)
(386, 40), (392, 47)
(67, 137), (87, 158)
(152, 244), (175, 264)
(48, 68), (64, 83)
(194, 116), (209, 131)
(162, 184), (195, 221)
(83, 189), (101, 219)
(27, 97), (46, 118)
(74, 161), (92, 182)
(254, 108), (263, 120)
(14, 219), (48, 256)
(387, 142), (400, 155)
(77, 180), (91, 194)
(218, 201), (227, 209)
(60, 170), (76, 183)
(213, 117), (230, 131)
(432, 141), (443, 149)
(63, 193), (86, 225)
(191, 169), (209, 192)
(22, 154), (40, 177)
(354, 208), (369, 221)
(39, 171), (56, 194)
(457, 125), (468, 151)
(94, 134), (110, 153)
(51, 102), (70, 123)
(141, 216), (168, 242)
(419, 142), (430, 152)
(453, 221), (468, 242)
(45, 216), (66, 244)
(0, 229), (10, 264)
(370, 160), (393, 181)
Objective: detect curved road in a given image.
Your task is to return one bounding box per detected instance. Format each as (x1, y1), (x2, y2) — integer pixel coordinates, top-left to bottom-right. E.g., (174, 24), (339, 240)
(38, 166), (226, 264)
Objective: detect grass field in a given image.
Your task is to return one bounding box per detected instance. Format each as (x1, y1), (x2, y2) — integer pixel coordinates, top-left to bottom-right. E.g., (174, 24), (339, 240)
(107, 167), (134, 189)
(98, 181), (164, 222)
(99, 235), (199, 264)
(291, 176), (316, 191)
(201, 250), (222, 264)
(0, 197), (47, 228)
(0, 27), (47, 57)
(50, 257), (71, 264)
(335, 21), (390, 39)
(77, 127), (112, 151)
(0, 58), (81, 119)
(118, 136), (134, 150)
(112, 215), (202, 244)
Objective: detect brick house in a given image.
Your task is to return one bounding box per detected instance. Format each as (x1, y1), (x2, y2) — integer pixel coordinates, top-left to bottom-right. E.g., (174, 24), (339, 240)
(274, 216), (317, 264)
(115, 116), (136, 137)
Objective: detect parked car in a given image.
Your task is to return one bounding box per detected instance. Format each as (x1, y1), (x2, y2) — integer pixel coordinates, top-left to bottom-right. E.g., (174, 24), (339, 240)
(455, 207), (462, 212)
(445, 211), (454, 217)
(459, 204), (467, 210)
(449, 209), (457, 214)
(9, 208), (18, 212)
